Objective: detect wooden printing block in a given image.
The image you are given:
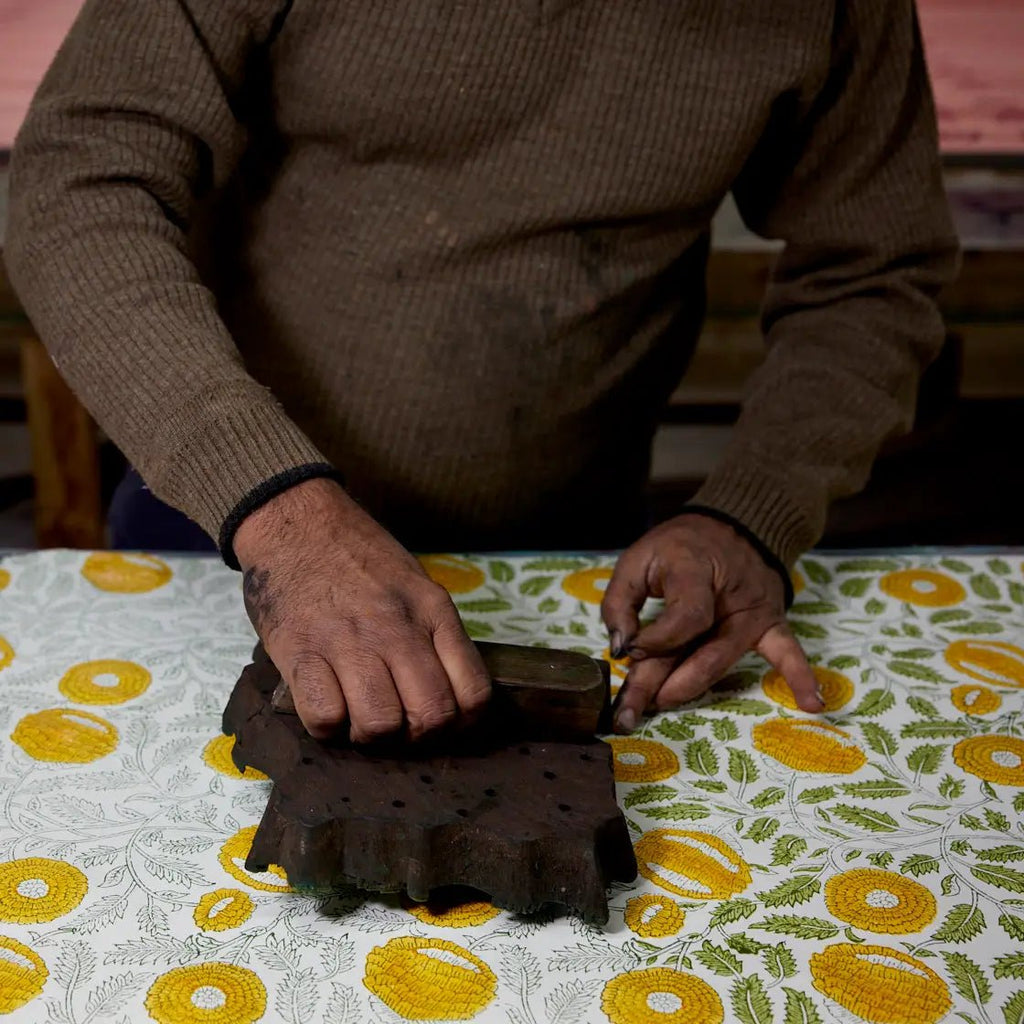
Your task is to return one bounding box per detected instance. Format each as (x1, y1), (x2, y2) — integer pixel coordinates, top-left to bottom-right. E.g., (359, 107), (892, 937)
(222, 643), (637, 924)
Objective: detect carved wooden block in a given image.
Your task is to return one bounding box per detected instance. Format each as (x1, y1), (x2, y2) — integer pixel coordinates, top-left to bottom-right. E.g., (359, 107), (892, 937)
(223, 644), (637, 924)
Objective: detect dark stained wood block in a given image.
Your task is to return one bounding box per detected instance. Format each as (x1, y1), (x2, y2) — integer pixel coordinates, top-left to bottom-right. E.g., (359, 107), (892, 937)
(223, 644), (637, 925)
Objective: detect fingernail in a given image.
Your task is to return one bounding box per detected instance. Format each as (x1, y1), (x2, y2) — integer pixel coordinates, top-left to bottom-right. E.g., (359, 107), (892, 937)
(615, 707), (637, 734)
(610, 630), (625, 660)
(815, 687), (825, 707)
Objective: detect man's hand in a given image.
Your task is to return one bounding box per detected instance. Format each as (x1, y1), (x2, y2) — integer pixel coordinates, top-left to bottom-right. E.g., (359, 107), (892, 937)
(602, 514), (823, 733)
(232, 478), (491, 743)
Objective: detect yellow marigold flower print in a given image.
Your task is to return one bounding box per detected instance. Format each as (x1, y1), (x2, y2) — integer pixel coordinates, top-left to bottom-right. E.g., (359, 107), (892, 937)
(752, 718), (866, 774)
(218, 826), (291, 892)
(0, 936), (48, 1015)
(418, 555), (484, 594)
(11, 708), (118, 763)
(623, 894), (685, 938)
(952, 734), (1024, 787)
(790, 569), (805, 596)
(193, 889), (254, 933)
(945, 639), (1024, 688)
(762, 666), (853, 712)
(879, 568), (965, 607)
(202, 735), (269, 781)
(401, 892), (500, 928)
(606, 738), (680, 783)
(634, 829), (751, 900)
(0, 635), (12, 673)
(824, 869), (936, 934)
(562, 567), (612, 604)
(0, 858), (88, 924)
(58, 659), (151, 705)
(601, 968), (723, 1024)
(0, 568), (9, 591)
(81, 552), (172, 593)
(950, 684), (1001, 715)
(810, 943), (951, 1024)
(364, 937), (497, 1020)
(145, 963), (266, 1024)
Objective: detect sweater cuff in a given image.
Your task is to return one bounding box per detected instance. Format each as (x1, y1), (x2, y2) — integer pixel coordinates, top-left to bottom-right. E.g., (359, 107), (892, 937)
(689, 461), (822, 571)
(142, 380), (333, 550)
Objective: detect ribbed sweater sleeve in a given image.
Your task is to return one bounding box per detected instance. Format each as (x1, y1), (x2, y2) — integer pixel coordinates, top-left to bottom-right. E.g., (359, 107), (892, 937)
(3, 0), (329, 542)
(692, 0), (960, 566)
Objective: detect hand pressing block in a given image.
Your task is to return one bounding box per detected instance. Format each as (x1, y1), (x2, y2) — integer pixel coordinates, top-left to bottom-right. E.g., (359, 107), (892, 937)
(222, 642), (637, 924)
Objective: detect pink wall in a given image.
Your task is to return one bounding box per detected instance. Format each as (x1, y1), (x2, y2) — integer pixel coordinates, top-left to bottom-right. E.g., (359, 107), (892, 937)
(1, 0), (1021, 153)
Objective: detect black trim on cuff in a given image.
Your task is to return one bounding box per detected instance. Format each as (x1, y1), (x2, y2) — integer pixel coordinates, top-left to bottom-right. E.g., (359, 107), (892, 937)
(218, 463), (345, 570)
(676, 504), (795, 609)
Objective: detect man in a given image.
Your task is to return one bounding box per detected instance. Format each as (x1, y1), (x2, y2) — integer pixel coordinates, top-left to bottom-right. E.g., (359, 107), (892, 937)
(5, 0), (958, 743)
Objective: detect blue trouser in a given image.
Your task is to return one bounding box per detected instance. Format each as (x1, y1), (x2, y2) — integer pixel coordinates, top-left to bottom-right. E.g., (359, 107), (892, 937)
(108, 468), (217, 554)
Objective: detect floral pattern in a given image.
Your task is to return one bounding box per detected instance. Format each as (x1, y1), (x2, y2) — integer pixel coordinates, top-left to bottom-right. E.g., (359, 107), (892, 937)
(0, 548), (1023, 1023)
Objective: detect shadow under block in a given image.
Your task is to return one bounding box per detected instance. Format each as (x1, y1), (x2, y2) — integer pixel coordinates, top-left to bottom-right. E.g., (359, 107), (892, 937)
(223, 644), (637, 925)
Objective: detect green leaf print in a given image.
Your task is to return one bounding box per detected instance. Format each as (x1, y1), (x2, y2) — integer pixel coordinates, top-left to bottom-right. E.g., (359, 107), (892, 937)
(828, 655), (860, 670)
(790, 601), (840, 616)
(759, 875), (821, 908)
(519, 576), (555, 596)
(972, 864), (1024, 894)
(623, 784), (676, 808)
(839, 577), (872, 598)
(762, 944), (797, 981)
(985, 809), (1012, 832)
(753, 916), (839, 940)
(900, 854), (940, 876)
(568, 621), (588, 636)
(851, 689), (896, 717)
(746, 818), (781, 843)
(994, 953), (1024, 980)
(711, 898), (758, 927)
(931, 609), (973, 623)
(1015, 793), (1024, 814)
(860, 723), (898, 756)
(713, 718), (740, 742)
(488, 560), (515, 582)
(942, 952), (992, 1005)
(798, 787), (836, 804)
(841, 780), (911, 799)
(692, 780), (729, 793)
(695, 941), (743, 977)
(782, 988), (824, 1024)
(831, 805), (900, 832)
(712, 699), (774, 716)
(462, 619), (494, 638)
(522, 557), (587, 571)
(1009, 581), (1024, 605)
(933, 904), (986, 943)
(730, 975), (773, 1024)
(868, 851), (895, 869)
(976, 845), (1024, 863)
(771, 836), (808, 867)
(656, 719), (697, 741)
(940, 558), (973, 574)
(729, 749), (759, 785)
(788, 620), (827, 640)
(802, 559), (832, 585)
(752, 788), (786, 809)
(948, 621), (1004, 635)
(686, 738), (719, 777)
(837, 558), (901, 573)
(644, 803), (711, 822)
(962, 814), (986, 830)
(906, 745), (945, 774)
(902, 720), (972, 739)
(864, 598), (887, 615)
(888, 661), (948, 683)
(893, 649), (936, 661)
(537, 596), (560, 614)
(456, 598), (514, 613)
(1004, 990), (1024, 1024)
(970, 573), (1001, 600)
(726, 934), (768, 955)
(940, 774), (966, 800)
(906, 696), (941, 718)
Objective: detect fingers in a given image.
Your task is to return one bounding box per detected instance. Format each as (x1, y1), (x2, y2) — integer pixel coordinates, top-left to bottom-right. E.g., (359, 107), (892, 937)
(431, 616), (492, 722)
(601, 548), (650, 657)
(654, 632), (748, 711)
(756, 623), (824, 713)
(613, 654), (677, 734)
(333, 654), (406, 744)
(629, 569), (714, 657)
(279, 650), (348, 740)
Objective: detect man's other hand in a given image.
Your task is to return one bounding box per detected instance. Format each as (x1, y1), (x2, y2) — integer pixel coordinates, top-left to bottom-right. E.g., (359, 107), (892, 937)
(232, 478), (491, 743)
(602, 514), (823, 733)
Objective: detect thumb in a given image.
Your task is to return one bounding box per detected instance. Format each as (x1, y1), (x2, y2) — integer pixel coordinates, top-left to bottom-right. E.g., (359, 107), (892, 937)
(601, 547), (650, 658)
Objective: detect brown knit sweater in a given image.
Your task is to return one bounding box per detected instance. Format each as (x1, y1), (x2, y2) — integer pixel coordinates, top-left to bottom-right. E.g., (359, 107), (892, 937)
(4, 0), (958, 565)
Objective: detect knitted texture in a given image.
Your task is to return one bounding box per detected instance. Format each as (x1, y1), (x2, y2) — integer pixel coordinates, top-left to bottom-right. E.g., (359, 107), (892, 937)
(4, 0), (959, 564)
